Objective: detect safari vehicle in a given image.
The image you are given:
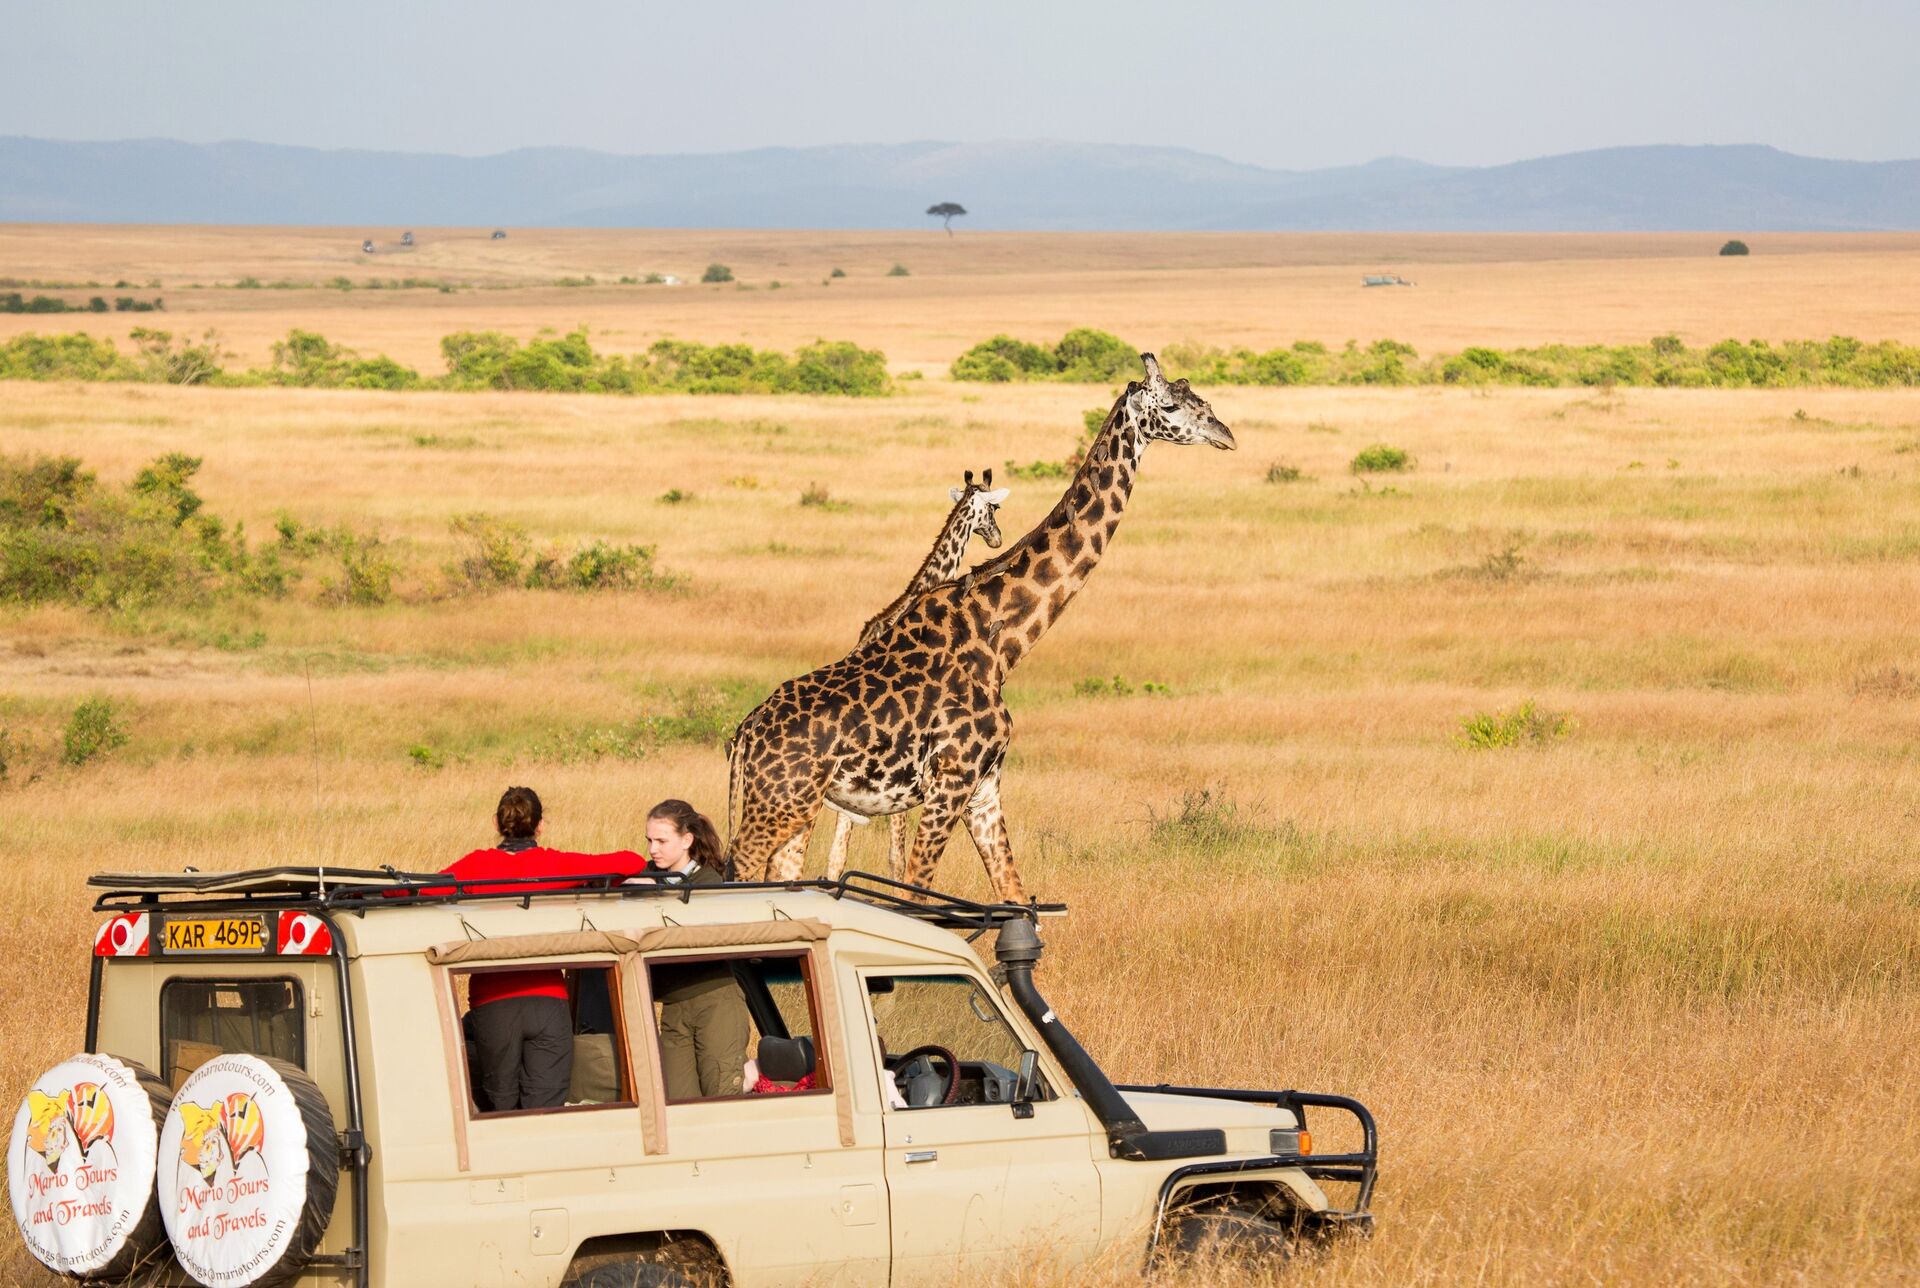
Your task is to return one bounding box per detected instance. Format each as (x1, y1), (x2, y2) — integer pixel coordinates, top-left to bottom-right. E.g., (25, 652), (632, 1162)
(12, 869), (1376, 1286)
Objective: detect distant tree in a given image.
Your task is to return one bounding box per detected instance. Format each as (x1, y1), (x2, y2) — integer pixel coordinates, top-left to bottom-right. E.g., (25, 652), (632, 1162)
(926, 202), (967, 236)
(1719, 239), (1750, 257)
(702, 262), (734, 283)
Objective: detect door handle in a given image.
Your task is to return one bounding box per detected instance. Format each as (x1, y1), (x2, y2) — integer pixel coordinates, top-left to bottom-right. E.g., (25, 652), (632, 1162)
(904, 1150), (938, 1164)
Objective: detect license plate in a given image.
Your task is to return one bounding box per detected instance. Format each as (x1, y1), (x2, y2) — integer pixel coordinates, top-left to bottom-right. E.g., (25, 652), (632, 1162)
(162, 916), (267, 954)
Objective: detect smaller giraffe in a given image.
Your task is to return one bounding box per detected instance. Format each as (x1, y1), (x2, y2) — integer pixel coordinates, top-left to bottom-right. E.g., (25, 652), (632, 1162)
(825, 469), (1008, 881)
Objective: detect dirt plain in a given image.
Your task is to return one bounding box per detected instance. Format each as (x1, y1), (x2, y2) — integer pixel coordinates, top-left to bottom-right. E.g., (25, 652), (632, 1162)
(2, 227), (1919, 1286)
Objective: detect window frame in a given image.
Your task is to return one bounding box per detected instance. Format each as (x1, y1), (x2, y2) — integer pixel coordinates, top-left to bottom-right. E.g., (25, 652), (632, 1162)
(159, 975), (307, 1082)
(857, 967), (1053, 1111)
(646, 947), (835, 1106)
(449, 958), (638, 1121)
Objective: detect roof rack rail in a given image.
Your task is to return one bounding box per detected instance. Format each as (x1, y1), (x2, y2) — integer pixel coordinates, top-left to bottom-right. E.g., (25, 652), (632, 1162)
(88, 866), (1064, 932)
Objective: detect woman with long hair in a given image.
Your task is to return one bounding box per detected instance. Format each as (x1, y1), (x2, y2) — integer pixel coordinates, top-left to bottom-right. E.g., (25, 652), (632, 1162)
(643, 798), (726, 879)
(644, 799), (751, 1099)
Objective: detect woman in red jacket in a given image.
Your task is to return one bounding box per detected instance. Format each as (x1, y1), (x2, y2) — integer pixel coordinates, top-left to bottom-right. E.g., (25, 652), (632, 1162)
(445, 786), (647, 1111)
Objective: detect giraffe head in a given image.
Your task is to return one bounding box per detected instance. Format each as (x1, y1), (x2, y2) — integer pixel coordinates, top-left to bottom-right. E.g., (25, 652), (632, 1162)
(1122, 354), (1236, 450)
(947, 468), (1010, 549)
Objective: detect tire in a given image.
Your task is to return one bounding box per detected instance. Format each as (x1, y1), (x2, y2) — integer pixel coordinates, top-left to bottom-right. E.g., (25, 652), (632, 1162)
(158, 1053), (339, 1288)
(570, 1263), (699, 1288)
(8, 1052), (176, 1280)
(1164, 1210), (1298, 1264)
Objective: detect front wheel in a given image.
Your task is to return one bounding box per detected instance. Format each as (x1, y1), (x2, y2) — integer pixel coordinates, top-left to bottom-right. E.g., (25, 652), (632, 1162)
(1160, 1210), (1298, 1265)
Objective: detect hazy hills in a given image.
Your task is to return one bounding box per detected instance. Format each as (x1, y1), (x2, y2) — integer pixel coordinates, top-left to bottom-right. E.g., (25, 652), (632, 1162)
(3, 136), (1916, 231)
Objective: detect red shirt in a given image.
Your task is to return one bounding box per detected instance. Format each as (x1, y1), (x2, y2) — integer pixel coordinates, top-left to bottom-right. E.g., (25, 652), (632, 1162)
(438, 845), (649, 1006)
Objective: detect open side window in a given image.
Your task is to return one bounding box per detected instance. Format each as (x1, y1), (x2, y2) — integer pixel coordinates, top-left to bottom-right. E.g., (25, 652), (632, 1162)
(862, 972), (1055, 1111)
(645, 949), (833, 1104)
(449, 961), (635, 1118)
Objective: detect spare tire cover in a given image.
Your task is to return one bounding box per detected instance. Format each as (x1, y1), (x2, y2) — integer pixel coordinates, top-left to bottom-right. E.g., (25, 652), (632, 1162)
(159, 1054), (338, 1288)
(7, 1052), (172, 1279)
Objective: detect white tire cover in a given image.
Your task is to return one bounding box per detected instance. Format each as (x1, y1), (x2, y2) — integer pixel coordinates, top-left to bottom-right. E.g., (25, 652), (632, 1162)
(159, 1054), (338, 1288)
(7, 1052), (169, 1277)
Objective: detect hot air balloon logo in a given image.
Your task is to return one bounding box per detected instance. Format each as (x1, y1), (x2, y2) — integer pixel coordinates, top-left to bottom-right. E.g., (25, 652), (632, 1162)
(24, 1089), (72, 1171)
(175, 1102), (226, 1186)
(220, 1093), (265, 1173)
(68, 1081), (116, 1161)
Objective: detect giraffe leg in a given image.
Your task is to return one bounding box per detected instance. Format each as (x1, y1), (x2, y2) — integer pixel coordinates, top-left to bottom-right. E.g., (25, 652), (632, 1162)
(886, 811), (911, 881)
(766, 815), (819, 883)
(901, 779), (973, 900)
(962, 774), (1027, 904)
(825, 808), (858, 881)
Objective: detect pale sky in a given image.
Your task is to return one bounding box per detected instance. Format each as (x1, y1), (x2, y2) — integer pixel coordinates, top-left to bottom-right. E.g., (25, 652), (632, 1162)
(4, 0), (1915, 170)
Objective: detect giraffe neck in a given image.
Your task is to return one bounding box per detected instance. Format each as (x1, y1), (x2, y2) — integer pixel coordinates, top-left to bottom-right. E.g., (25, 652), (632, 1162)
(966, 400), (1144, 672)
(858, 495), (976, 645)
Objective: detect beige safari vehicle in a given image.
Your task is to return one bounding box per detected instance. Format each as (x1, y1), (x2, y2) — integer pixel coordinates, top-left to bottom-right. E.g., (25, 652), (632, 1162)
(13, 868), (1375, 1286)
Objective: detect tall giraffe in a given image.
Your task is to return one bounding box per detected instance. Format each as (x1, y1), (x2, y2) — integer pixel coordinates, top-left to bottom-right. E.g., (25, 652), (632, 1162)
(824, 469), (1009, 881)
(727, 354), (1234, 900)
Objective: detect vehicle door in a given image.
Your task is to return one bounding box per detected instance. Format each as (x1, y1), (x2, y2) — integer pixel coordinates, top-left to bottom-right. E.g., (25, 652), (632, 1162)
(859, 970), (1102, 1284)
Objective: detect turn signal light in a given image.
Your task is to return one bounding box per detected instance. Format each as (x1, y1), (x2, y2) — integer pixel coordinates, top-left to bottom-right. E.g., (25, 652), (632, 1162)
(1269, 1127), (1313, 1156)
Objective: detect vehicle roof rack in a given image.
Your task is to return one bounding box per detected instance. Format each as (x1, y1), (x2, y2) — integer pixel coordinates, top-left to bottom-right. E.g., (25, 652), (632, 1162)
(88, 866), (1064, 933)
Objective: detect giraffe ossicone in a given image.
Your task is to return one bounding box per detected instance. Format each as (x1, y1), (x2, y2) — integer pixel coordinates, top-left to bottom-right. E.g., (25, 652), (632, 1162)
(728, 353), (1235, 902)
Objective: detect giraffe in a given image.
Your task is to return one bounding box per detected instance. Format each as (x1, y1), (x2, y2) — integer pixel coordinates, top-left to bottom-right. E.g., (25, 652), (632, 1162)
(824, 469), (1009, 881)
(727, 353), (1234, 900)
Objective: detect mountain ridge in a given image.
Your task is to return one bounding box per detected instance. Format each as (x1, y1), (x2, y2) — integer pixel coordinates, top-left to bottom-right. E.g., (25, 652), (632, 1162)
(2, 136), (1915, 231)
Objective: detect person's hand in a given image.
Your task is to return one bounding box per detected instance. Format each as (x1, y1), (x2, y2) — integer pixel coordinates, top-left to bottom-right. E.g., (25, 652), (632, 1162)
(741, 1058), (760, 1088)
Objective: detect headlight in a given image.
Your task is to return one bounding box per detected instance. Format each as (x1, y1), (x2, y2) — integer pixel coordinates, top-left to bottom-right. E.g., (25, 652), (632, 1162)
(1270, 1128), (1313, 1156)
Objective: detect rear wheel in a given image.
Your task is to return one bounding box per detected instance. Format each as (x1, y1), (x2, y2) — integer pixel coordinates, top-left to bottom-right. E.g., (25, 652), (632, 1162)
(569, 1263), (699, 1288)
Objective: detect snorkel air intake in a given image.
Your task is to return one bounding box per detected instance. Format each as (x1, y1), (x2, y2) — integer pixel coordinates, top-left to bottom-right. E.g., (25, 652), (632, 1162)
(998, 920), (1223, 1160)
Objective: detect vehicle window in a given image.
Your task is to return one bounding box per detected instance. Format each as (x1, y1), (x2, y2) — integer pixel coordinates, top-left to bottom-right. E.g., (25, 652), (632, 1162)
(453, 964), (631, 1117)
(645, 951), (829, 1103)
(161, 978), (304, 1088)
(865, 973), (1050, 1109)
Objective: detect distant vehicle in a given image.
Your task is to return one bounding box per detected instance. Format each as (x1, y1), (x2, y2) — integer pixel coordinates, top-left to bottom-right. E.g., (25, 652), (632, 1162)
(399, 231), (414, 247)
(490, 230), (507, 240)
(360, 239), (375, 254)
(1362, 274), (1414, 287)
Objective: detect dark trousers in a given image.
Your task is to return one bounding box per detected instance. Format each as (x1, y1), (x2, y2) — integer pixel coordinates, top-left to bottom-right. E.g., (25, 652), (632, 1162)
(464, 996), (571, 1111)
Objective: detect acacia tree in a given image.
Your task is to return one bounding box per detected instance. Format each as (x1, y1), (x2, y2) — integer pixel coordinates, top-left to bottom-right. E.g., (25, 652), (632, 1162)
(927, 202), (967, 236)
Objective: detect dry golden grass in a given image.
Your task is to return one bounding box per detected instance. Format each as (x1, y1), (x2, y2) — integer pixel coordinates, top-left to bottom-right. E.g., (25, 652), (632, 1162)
(7, 226), (1920, 371)
(4, 229), (1920, 1285)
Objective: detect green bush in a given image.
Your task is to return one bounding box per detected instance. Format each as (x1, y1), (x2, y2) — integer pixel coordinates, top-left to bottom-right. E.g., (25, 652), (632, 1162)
(798, 482), (840, 509)
(62, 696), (128, 766)
(829, 267), (846, 278)
(1458, 700), (1570, 749)
(887, 264), (910, 277)
(527, 540), (675, 592)
(1265, 463), (1305, 483)
(957, 331), (1920, 389)
(1720, 240), (1750, 256)
(130, 328), (225, 384)
(1003, 459), (1069, 481)
(321, 530), (399, 605)
(950, 328), (1134, 382)
(1350, 444), (1412, 473)
(270, 329), (422, 389)
(448, 513), (530, 588)
(702, 263), (734, 283)
(0, 451), (296, 610)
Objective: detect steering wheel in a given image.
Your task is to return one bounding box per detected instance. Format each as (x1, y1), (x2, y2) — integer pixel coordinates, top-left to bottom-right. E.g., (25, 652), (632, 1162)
(893, 1044), (961, 1106)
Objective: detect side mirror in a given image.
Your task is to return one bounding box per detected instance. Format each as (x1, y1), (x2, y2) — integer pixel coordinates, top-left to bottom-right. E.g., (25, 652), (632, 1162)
(1012, 1049), (1040, 1119)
